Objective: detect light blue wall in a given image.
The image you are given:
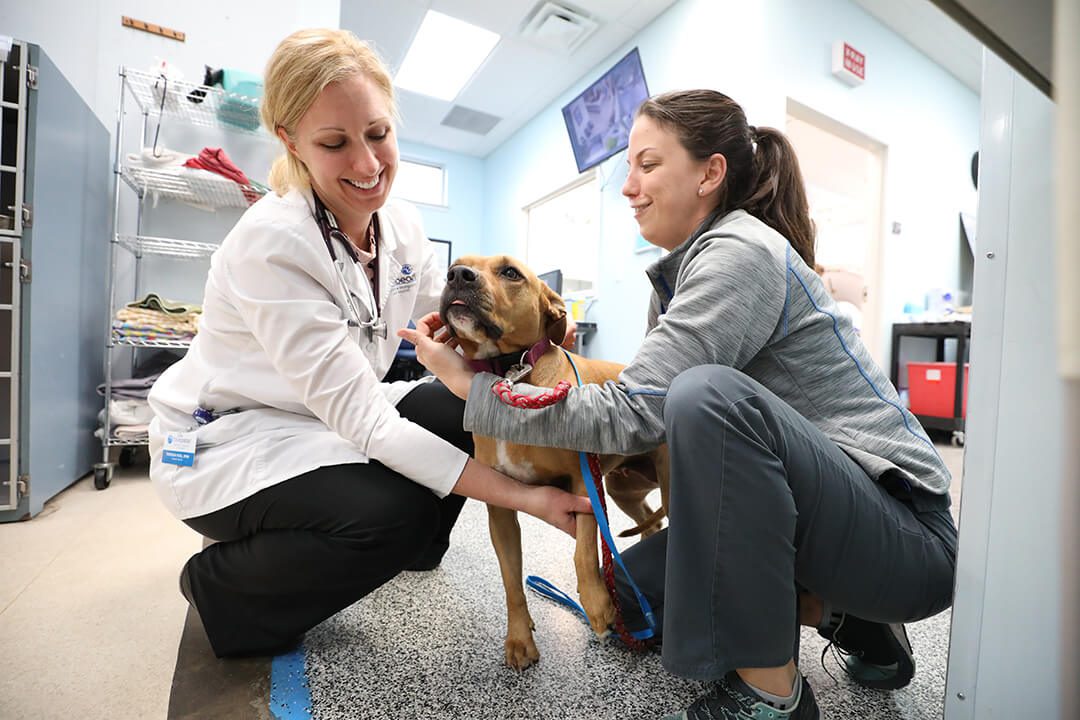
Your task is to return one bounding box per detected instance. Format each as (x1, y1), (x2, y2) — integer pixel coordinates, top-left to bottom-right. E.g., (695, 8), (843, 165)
(398, 140), (486, 259)
(482, 0), (980, 364)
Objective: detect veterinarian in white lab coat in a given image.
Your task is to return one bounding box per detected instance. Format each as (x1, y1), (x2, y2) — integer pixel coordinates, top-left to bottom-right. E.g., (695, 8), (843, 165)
(147, 28), (590, 659)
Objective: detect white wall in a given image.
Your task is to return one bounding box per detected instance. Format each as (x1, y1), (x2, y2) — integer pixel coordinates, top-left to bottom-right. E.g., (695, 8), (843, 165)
(482, 0), (980, 364)
(1056, 2), (1080, 716)
(944, 49), (1062, 718)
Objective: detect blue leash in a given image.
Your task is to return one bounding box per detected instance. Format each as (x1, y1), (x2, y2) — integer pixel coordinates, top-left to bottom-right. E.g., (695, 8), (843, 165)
(524, 348), (657, 641)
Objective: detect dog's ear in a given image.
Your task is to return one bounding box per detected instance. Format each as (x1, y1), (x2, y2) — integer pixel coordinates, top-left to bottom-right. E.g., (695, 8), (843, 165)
(541, 283), (568, 345)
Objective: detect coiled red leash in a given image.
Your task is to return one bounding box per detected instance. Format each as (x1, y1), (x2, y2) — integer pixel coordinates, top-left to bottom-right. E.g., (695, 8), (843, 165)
(491, 379), (572, 408)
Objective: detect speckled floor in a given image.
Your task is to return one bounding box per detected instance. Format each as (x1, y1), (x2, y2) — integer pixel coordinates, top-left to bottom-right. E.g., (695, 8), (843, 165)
(300, 494), (955, 720)
(168, 443), (962, 719)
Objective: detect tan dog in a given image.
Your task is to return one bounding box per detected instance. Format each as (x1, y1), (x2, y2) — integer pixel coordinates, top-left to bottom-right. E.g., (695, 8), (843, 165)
(440, 255), (669, 670)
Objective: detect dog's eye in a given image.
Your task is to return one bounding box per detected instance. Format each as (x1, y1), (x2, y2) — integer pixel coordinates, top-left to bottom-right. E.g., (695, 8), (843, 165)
(501, 267), (523, 280)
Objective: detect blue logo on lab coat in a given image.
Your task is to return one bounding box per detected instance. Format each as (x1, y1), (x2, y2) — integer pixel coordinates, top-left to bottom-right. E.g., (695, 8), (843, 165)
(391, 264), (417, 290)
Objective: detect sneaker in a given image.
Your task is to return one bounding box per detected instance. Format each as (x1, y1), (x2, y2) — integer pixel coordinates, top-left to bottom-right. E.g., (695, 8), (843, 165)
(662, 671), (819, 720)
(818, 614), (915, 690)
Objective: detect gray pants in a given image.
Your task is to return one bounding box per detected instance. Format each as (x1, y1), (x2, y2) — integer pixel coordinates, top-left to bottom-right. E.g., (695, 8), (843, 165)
(614, 366), (957, 681)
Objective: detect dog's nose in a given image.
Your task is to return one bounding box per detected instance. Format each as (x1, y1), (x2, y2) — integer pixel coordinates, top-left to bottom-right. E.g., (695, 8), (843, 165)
(446, 265), (478, 285)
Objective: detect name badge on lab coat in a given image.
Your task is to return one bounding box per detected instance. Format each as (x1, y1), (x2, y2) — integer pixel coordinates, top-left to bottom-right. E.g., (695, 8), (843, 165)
(162, 431), (196, 467)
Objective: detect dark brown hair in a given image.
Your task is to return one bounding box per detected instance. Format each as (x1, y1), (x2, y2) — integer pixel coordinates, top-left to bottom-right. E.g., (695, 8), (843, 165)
(637, 90), (816, 266)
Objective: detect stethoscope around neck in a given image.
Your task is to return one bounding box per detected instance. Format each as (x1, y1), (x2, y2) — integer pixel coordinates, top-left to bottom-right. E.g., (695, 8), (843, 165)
(312, 192), (387, 341)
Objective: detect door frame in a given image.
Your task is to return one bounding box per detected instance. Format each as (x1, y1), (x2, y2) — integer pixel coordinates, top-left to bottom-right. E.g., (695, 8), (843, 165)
(785, 98), (888, 364)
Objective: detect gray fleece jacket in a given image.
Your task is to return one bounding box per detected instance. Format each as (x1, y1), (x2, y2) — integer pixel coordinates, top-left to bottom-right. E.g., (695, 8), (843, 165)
(464, 209), (950, 495)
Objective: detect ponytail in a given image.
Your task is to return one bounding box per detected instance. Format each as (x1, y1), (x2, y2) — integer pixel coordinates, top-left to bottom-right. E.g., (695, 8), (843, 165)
(267, 153), (308, 197)
(742, 126), (816, 266)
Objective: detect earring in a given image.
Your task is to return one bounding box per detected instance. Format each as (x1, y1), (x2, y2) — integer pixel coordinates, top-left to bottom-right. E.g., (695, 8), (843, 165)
(698, 188), (704, 196)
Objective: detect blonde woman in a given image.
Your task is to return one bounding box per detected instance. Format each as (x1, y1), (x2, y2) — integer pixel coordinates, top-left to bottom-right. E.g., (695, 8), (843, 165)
(147, 28), (590, 658)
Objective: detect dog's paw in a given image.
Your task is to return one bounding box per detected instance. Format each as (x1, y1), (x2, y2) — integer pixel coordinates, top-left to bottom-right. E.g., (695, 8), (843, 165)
(504, 636), (540, 671)
(580, 586), (617, 637)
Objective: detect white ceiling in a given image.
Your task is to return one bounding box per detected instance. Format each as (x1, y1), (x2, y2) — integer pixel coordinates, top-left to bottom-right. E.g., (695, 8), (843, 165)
(340, 0), (679, 158)
(852, 0), (982, 93)
(341, 0), (982, 159)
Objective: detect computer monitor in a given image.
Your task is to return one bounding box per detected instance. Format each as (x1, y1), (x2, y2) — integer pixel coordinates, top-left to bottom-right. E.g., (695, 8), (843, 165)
(537, 269), (563, 295)
(561, 47), (650, 174)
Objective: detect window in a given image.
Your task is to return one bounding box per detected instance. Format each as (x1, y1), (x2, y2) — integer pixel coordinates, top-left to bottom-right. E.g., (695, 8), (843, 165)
(429, 238), (452, 275)
(524, 172), (600, 294)
(392, 159), (447, 207)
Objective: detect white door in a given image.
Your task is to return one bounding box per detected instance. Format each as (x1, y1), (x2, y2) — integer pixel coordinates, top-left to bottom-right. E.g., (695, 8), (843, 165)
(786, 100), (887, 363)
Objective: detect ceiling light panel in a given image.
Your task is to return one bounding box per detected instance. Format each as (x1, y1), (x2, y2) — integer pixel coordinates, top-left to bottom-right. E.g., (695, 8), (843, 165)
(394, 10), (501, 102)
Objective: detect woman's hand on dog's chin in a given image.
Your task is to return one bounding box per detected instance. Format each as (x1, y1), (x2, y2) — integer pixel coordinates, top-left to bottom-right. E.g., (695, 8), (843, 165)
(398, 313), (474, 400)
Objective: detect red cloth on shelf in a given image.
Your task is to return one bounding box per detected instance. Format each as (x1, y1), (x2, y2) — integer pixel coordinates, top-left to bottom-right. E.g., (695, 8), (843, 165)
(183, 147), (259, 203)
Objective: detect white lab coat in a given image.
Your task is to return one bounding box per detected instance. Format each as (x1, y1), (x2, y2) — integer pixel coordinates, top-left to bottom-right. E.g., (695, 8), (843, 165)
(147, 188), (467, 520)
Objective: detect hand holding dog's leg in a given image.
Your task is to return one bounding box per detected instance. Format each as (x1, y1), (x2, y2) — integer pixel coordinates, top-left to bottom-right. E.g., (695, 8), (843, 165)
(452, 460), (591, 536)
(487, 504), (540, 670)
(521, 485), (593, 536)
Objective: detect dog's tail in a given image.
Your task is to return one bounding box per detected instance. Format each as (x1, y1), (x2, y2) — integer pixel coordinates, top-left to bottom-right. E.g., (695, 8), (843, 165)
(618, 506), (666, 538)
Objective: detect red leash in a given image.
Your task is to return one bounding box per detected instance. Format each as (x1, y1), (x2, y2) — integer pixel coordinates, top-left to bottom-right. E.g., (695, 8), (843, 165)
(588, 453), (655, 652)
(491, 379), (571, 408)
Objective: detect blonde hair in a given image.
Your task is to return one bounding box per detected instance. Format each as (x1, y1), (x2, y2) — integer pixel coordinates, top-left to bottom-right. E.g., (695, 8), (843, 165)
(261, 28), (397, 195)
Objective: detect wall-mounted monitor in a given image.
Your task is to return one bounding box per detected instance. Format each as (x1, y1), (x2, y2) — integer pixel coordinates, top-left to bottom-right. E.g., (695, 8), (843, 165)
(561, 47), (650, 174)
(537, 269), (563, 296)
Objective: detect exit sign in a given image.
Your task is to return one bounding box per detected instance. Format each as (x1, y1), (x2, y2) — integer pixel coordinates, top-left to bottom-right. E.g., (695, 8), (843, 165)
(832, 41), (866, 86)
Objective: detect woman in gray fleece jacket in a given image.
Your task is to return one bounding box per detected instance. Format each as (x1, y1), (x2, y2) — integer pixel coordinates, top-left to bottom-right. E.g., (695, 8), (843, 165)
(403, 90), (957, 720)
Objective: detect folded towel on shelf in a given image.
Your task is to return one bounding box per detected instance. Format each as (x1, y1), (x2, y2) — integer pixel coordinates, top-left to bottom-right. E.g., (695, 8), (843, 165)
(94, 425), (150, 442)
(183, 147), (250, 184)
(126, 293), (202, 316)
(112, 322), (196, 343)
(114, 424), (150, 440)
(125, 146), (191, 168)
(183, 147), (261, 203)
(97, 373), (163, 399)
(117, 305), (199, 324)
(115, 309), (199, 336)
(113, 298), (200, 343)
(98, 398), (154, 427)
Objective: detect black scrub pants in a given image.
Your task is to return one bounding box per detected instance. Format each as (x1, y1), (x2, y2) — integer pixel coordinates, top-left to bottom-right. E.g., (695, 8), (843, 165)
(181, 380), (471, 658)
(614, 366), (958, 680)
